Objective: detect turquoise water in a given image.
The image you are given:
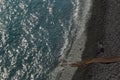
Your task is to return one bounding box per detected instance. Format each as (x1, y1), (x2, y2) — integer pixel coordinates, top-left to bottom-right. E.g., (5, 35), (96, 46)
(0, 0), (74, 80)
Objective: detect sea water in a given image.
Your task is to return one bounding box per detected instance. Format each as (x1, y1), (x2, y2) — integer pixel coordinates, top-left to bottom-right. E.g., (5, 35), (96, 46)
(0, 0), (91, 80)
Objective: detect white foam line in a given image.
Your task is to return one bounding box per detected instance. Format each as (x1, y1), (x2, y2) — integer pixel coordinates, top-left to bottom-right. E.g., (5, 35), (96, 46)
(58, 0), (92, 80)
(48, 0), (93, 80)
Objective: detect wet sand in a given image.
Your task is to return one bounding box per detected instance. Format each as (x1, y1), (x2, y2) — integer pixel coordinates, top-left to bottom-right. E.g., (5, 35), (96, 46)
(72, 0), (120, 80)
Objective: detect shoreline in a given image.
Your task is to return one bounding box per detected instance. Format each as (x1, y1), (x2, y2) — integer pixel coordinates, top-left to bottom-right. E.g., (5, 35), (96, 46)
(48, 0), (92, 80)
(53, 0), (92, 80)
